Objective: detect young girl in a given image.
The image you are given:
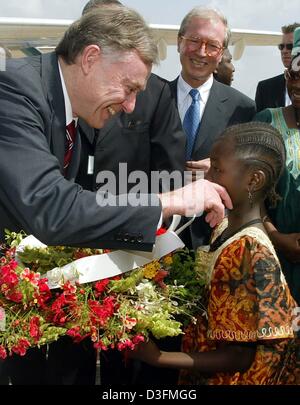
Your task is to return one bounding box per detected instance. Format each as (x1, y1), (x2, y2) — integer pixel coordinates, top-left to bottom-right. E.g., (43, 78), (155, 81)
(130, 122), (299, 385)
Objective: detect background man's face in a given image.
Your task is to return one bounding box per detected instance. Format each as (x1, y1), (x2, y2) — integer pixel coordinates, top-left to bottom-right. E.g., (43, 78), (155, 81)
(280, 32), (294, 68)
(178, 17), (225, 87)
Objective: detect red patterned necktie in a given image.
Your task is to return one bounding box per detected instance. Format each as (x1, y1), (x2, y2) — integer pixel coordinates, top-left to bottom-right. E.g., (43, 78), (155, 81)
(64, 120), (76, 173)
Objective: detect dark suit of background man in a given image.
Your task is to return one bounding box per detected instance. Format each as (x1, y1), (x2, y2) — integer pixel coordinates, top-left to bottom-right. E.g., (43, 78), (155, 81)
(77, 72), (185, 193)
(0, 6), (231, 385)
(255, 22), (300, 113)
(170, 6), (256, 250)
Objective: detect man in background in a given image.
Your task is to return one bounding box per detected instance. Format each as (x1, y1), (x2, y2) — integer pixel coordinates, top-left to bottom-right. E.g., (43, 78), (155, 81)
(169, 6), (256, 250)
(255, 23), (300, 112)
(213, 48), (235, 86)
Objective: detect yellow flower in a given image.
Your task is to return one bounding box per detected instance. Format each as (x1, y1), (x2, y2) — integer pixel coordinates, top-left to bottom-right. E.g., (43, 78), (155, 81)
(143, 261), (160, 279)
(163, 255), (173, 266)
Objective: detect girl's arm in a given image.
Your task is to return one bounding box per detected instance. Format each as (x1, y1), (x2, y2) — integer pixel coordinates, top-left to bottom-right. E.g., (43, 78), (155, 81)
(130, 340), (256, 374)
(261, 207), (300, 263)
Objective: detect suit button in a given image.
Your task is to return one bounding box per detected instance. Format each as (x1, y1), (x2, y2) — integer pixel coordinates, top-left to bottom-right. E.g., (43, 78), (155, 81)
(137, 234), (143, 243)
(123, 233), (130, 242)
(115, 232), (123, 241)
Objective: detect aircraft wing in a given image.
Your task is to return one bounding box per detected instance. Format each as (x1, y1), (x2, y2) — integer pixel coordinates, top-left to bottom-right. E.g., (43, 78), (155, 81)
(150, 24), (282, 60)
(0, 18), (281, 60)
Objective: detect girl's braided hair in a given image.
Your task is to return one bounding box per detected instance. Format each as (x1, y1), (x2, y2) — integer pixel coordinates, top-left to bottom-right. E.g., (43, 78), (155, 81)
(219, 122), (286, 207)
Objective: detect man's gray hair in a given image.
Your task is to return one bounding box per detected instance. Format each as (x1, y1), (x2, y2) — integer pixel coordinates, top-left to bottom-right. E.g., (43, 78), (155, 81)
(178, 7), (231, 48)
(56, 6), (158, 66)
(82, 0), (122, 16)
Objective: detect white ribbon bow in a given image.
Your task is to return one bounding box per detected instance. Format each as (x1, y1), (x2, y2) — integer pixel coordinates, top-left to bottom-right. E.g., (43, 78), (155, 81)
(17, 215), (195, 289)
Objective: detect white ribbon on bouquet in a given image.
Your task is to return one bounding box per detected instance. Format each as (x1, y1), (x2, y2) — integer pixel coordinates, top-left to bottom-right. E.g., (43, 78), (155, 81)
(17, 215), (195, 289)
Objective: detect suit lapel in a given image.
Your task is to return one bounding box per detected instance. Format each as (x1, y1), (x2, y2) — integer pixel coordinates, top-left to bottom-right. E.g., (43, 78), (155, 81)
(96, 115), (121, 145)
(169, 79), (179, 106)
(278, 74), (286, 107)
(41, 53), (66, 172)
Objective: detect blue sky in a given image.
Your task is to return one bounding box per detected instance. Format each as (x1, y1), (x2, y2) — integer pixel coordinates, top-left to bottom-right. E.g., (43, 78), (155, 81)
(1, 0), (299, 98)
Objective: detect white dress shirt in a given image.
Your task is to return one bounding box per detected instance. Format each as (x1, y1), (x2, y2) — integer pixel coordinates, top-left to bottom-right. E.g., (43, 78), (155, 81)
(58, 60), (78, 127)
(177, 74), (214, 124)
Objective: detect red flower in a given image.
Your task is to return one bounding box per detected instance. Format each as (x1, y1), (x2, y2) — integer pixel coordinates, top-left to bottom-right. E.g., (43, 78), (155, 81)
(11, 338), (31, 356)
(94, 279), (110, 295)
(156, 227), (167, 236)
(0, 346), (7, 360)
(6, 291), (23, 303)
(29, 316), (41, 343)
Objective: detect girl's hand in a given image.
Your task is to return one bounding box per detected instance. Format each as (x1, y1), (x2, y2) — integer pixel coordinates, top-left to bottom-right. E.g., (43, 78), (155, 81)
(185, 158), (211, 181)
(128, 339), (161, 366)
(270, 231), (300, 263)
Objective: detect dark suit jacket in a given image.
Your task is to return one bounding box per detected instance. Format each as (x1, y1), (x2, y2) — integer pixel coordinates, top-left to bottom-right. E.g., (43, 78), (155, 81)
(76, 73), (186, 194)
(0, 52), (161, 250)
(169, 77), (256, 248)
(255, 74), (286, 113)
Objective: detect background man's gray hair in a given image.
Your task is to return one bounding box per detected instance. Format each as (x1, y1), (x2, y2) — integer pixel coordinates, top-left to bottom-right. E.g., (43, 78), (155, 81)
(178, 6), (231, 48)
(281, 22), (300, 34)
(82, 0), (122, 15)
(56, 6), (158, 66)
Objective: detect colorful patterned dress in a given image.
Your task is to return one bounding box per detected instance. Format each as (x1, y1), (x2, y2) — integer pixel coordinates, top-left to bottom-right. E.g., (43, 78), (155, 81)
(179, 222), (300, 385)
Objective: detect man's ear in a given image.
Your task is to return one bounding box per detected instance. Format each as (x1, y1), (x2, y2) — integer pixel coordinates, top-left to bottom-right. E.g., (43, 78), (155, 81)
(248, 170), (266, 192)
(81, 45), (101, 74)
(177, 35), (182, 53)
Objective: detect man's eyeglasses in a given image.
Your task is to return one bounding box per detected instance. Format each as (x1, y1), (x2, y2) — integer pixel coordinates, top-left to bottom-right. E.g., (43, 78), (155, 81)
(284, 68), (300, 81)
(278, 43), (293, 51)
(180, 36), (223, 57)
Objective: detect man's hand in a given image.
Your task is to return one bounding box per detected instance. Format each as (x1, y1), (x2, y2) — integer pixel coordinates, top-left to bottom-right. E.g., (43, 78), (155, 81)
(186, 158), (211, 181)
(159, 179), (232, 227)
(269, 231), (300, 263)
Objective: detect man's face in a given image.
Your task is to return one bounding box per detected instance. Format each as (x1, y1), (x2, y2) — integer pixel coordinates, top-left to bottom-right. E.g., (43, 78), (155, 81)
(76, 48), (150, 128)
(280, 32), (294, 68)
(215, 49), (235, 86)
(178, 17), (225, 87)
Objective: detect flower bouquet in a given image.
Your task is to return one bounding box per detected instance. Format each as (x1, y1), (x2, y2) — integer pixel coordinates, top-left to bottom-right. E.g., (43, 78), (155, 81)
(0, 230), (206, 359)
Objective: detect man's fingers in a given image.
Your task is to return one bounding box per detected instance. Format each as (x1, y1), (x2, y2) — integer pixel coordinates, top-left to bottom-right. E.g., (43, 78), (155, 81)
(212, 183), (233, 210)
(205, 202), (224, 227)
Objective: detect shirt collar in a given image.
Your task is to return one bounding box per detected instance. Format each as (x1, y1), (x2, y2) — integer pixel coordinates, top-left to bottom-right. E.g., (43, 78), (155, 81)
(178, 74), (213, 104)
(58, 60), (78, 127)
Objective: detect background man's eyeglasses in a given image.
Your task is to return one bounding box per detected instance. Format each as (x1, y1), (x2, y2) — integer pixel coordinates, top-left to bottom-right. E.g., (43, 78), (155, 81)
(278, 43), (293, 51)
(181, 36), (223, 57)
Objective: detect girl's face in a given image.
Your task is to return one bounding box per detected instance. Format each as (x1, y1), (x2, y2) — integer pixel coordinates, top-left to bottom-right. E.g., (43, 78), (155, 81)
(206, 139), (249, 207)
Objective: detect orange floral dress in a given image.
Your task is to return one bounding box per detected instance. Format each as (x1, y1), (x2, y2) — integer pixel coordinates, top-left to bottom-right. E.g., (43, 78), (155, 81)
(179, 224), (300, 385)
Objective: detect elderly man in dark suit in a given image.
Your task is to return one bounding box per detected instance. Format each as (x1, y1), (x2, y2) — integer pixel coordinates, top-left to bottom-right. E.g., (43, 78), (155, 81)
(77, 0), (185, 195)
(169, 6), (256, 250)
(0, 5), (232, 385)
(255, 23), (300, 113)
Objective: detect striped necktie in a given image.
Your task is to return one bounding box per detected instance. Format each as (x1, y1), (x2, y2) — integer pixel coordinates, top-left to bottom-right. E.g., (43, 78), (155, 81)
(183, 89), (200, 160)
(64, 120), (76, 173)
